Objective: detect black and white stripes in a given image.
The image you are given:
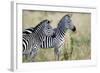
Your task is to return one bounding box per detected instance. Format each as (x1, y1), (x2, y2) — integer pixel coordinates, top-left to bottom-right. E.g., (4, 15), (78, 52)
(23, 27), (34, 35)
(23, 15), (76, 61)
(22, 20), (54, 61)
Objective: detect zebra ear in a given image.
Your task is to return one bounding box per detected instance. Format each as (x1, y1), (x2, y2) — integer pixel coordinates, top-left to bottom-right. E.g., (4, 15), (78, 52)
(67, 13), (72, 17)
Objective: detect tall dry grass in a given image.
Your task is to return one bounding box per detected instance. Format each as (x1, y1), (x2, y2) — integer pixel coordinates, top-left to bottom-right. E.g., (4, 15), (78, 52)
(22, 10), (91, 62)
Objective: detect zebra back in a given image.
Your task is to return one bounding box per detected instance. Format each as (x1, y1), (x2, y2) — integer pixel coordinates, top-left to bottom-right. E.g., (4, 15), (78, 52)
(23, 27), (35, 35)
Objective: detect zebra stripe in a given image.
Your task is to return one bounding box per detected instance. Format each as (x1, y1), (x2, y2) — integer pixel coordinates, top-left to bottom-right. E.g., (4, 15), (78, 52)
(23, 27), (34, 35)
(22, 19), (54, 61)
(23, 15), (76, 60)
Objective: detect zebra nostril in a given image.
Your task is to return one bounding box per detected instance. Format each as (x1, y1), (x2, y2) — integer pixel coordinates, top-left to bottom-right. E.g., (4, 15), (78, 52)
(47, 21), (50, 23)
(72, 26), (76, 32)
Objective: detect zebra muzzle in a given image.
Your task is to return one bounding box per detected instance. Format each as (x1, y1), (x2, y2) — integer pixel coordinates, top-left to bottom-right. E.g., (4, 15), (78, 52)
(72, 26), (76, 32)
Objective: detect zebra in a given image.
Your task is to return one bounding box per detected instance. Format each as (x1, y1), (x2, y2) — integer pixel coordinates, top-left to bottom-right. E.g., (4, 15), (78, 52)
(23, 19), (54, 61)
(23, 27), (34, 35)
(23, 14), (76, 60)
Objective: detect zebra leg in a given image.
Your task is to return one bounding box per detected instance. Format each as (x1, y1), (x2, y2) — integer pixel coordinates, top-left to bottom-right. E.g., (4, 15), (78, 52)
(23, 50), (31, 62)
(29, 48), (39, 62)
(25, 50), (32, 62)
(54, 48), (61, 61)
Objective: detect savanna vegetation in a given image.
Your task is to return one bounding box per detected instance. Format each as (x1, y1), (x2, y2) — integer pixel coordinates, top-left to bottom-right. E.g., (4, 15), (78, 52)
(22, 10), (91, 62)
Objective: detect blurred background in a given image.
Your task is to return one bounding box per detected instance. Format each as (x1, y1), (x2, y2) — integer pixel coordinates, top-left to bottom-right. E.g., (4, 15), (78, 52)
(22, 10), (91, 62)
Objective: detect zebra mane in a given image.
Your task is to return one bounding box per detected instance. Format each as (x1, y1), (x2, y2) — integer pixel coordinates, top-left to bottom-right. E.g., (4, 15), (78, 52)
(33, 19), (49, 31)
(58, 14), (71, 27)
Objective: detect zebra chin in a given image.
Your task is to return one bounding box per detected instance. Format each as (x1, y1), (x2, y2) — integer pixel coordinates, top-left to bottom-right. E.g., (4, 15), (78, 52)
(72, 26), (76, 32)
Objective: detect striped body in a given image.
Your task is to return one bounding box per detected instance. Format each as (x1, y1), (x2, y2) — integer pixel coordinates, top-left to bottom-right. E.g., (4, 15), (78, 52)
(23, 20), (54, 61)
(40, 28), (65, 48)
(23, 15), (76, 60)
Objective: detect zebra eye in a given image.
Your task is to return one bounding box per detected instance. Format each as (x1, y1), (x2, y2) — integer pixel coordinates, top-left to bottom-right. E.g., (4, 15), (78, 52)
(47, 21), (50, 23)
(48, 27), (50, 29)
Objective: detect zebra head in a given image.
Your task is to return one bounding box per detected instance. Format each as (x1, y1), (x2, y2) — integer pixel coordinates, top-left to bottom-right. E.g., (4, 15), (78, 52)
(41, 20), (54, 36)
(58, 14), (76, 32)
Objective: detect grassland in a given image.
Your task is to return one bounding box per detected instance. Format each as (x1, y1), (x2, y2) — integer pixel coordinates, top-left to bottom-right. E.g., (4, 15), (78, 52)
(22, 10), (91, 62)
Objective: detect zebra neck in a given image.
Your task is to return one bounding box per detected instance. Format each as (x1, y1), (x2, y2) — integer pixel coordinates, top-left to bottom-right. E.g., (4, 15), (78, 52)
(57, 27), (67, 37)
(34, 28), (45, 42)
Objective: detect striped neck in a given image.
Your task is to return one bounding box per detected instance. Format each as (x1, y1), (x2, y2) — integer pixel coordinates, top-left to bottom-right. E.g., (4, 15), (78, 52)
(34, 25), (45, 42)
(57, 26), (67, 38)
